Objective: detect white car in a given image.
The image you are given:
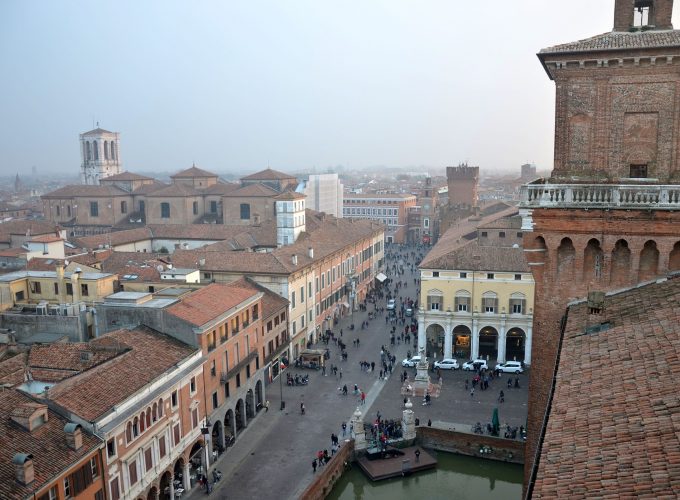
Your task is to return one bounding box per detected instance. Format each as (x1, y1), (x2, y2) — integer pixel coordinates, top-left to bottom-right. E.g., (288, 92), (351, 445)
(387, 299), (396, 310)
(494, 361), (524, 374)
(401, 355), (425, 368)
(434, 358), (459, 370)
(462, 359), (488, 371)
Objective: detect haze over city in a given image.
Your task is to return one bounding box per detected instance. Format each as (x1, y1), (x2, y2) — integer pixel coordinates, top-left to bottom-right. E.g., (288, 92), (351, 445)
(3, 0), (677, 176)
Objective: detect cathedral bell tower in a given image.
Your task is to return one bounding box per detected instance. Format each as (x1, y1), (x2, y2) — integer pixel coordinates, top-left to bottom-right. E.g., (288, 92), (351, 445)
(80, 126), (122, 185)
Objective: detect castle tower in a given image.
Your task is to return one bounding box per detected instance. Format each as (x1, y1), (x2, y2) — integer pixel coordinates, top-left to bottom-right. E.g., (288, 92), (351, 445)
(446, 164), (478, 209)
(80, 127), (122, 185)
(275, 192), (306, 247)
(523, 0), (680, 490)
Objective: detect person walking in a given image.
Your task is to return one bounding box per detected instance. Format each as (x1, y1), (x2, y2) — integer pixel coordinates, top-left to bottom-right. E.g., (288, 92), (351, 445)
(499, 390), (505, 403)
(265, 400), (270, 412)
(342, 422), (347, 437)
(470, 387), (475, 398)
(312, 458), (317, 473)
(361, 391), (366, 405)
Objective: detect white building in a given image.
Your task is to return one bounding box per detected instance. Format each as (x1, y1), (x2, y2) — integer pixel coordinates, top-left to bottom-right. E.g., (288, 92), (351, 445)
(296, 173), (343, 218)
(275, 191), (306, 247)
(80, 127), (122, 185)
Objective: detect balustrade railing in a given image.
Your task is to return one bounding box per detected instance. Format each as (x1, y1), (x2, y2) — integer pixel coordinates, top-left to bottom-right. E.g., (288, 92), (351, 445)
(520, 183), (680, 209)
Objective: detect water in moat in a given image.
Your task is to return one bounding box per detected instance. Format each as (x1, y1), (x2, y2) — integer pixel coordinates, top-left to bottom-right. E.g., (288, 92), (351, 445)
(327, 452), (523, 500)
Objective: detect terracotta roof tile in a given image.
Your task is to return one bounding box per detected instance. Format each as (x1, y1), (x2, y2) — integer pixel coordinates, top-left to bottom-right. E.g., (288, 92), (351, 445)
(223, 183), (280, 197)
(74, 227), (152, 250)
(145, 183), (200, 197)
(240, 168), (296, 181)
(420, 239), (529, 272)
(46, 327), (197, 421)
(0, 390), (102, 500)
(540, 29), (680, 55)
(41, 185), (129, 198)
(171, 165), (218, 178)
(532, 276), (680, 498)
(100, 171), (153, 181)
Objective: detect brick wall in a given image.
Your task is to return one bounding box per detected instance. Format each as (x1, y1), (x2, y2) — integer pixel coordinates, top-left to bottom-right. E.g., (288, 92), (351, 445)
(417, 427), (524, 465)
(300, 440), (354, 500)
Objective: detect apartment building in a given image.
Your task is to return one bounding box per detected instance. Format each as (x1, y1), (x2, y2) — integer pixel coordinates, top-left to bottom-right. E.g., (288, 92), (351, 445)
(343, 193), (416, 243)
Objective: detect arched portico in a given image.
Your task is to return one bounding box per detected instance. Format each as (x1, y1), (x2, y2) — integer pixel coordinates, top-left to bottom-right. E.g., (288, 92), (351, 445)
(246, 389), (255, 418)
(425, 323), (445, 359)
(452, 325), (471, 359)
(211, 420), (224, 456)
(478, 326), (498, 360)
(224, 409), (235, 441)
(159, 471), (172, 500)
(506, 327), (526, 362)
(235, 399), (246, 431)
(255, 380), (263, 410)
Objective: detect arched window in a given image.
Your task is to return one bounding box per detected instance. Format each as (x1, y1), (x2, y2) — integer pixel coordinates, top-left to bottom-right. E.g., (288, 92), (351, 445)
(158, 398), (164, 417)
(132, 417), (139, 437)
(126, 422), (133, 443)
(93, 141), (99, 160)
(146, 408), (151, 428)
(482, 291), (498, 313)
(152, 402), (158, 422)
(139, 412), (146, 433)
(86, 141), (92, 161)
(509, 292), (526, 314)
(426, 288), (443, 311)
(104, 141), (109, 160)
(110, 142), (116, 161)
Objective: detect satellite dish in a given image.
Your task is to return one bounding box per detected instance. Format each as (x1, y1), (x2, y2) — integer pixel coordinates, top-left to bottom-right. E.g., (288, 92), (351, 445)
(156, 265), (164, 273)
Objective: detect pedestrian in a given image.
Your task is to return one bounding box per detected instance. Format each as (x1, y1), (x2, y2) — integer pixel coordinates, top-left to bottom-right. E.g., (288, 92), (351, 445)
(265, 400), (270, 412)
(312, 458), (317, 473)
(515, 377), (520, 388)
(379, 369), (383, 379)
(499, 390), (505, 403)
(361, 391), (366, 405)
(342, 421), (347, 436)
(428, 419), (432, 427)
(339, 368), (342, 379)
(465, 379), (469, 390)
(470, 387), (475, 398)
(322, 365), (326, 376)
(415, 448), (421, 463)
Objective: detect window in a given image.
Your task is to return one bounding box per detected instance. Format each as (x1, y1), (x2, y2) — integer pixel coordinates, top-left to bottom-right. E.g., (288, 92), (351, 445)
(481, 231), (487, 237)
(190, 376), (196, 394)
(56, 205), (60, 216)
(31, 281), (41, 294)
(224, 381), (230, 398)
(499, 231), (506, 238)
(509, 293), (526, 314)
(158, 398), (163, 417)
(308, 282), (312, 298)
(211, 359), (216, 376)
(173, 424), (181, 446)
(95, 490), (104, 500)
(110, 478), (120, 500)
(91, 457), (99, 478)
(191, 407), (199, 428)
(212, 391), (218, 409)
(460, 272), (467, 279)
(236, 373), (241, 387)
(39, 486), (58, 500)
(81, 283), (89, 296)
(193, 201), (199, 215)
(424, 218), (429, 228)
(517, 232), (523, 238)
(482, 293), (498, 313)
(66, 283), (73, 295)
(455, 293), (470, 312)
(426, 291), (442, 311)
(300, 286), (304, 303)
(90, 201), (99, 217)
(432, 272), (439, 278)
(171, 390), (178, 408)
(487, 273), (494, 280)
(514, 274), (522, 280)
(144, 448), (153, 472)
(159, 435), (167, 458)
(128, 461), (138, 485)
(210, 200), (218, 213)
(160, 202), (170, 218)
(315, 277), (319, 293)
(107, 438), (116, 458)
(253, 304), (259, 320)
(267, 320), (272, 332)
(301, 315), (305, 328)
(630, 164), (648, 178)
(291, 291), (296, 308)
(120, 201), (128, 214)
(64, 476), (72, 497)
(53, 282), (59, 295)
(240, 203), (251, 219)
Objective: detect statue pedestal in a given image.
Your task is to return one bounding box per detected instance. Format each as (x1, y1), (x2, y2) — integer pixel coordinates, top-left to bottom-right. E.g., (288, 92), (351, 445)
(351, 407), (367, 450)
(402, 400), (416, 440)
(411, 360), (431, 397)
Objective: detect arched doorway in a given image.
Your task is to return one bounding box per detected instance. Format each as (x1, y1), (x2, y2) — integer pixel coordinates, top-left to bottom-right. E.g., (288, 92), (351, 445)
(453, 325), (471, 359)
(255, 380), (263, 410)
(478, 326), (498, 360)
(557, 237), (576, 279)
(211, 420), (224, 456)
(172, 459), (185, 492)
(425, 324), (445, 359)
(224, 409), (235, 443)
(159, 471), (172, 500)
(638, 240), (659, 281)
(505, 328), (526, 362)
(583, 238), (603, 281)
(187, 441), (205, 489)
(610, 239), (631, 286)
(670, 241), (680, 272)
(246, 390), (255, 418)
(147, 486), (158, 500)
(235, 399), (246, 431)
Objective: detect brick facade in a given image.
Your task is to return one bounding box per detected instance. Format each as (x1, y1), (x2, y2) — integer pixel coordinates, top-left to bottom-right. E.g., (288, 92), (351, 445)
(446, 165), (479, 209)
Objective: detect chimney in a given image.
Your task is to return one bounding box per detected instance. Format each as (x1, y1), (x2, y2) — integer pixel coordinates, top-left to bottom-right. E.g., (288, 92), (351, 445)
(291, 254), (298, 266)
(308, 247), (314, 259)
(70, 270), (81, 304)
(12, 453), (34, 485)
(56, 264), (66, 304)
(64, 423), (83, 451)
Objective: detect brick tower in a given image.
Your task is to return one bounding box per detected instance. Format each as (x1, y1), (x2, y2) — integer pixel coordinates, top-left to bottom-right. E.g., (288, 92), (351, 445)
(446, 163), (479, 209)
(522, 0), (680, 489)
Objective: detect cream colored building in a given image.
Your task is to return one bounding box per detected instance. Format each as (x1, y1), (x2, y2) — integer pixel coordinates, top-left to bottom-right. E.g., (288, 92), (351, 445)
(418, 235), (534, 365)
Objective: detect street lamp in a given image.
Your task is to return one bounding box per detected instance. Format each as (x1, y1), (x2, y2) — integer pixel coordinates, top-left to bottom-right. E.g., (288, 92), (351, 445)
(279, 361), (285, 411)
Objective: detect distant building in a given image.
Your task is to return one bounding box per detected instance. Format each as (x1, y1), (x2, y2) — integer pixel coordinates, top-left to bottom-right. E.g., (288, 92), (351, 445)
(408, 177), (440, 245)
(446, 163), (479, 209)
(80, 127), (122, 185)
(343, 193), (416, 243)
(520, 163), (537, 181)
(296, 173), (343, 218)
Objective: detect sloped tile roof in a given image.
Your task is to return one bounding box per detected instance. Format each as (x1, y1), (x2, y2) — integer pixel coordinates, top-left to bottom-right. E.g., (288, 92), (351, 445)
(540, 29), (680, 55)
(166, 282), (260, 327)
(28, 343), (120, 375)
(532, 277), (680, 498)
(0, 390), (102, 500)
(420, 239), (529, 272)
(0, 351), (28, 387)
(42, 185), (130, 198)
(73, 227), (153, 250)
(237, 277), (288, 319)
(240, 168), (296, 181)
(145, 183), (200, 197)
(81, 127), (114, 135)
(171, 165), (218, 178)
(46, 327), (197, 421)
(131, 180), (167, 195)
(201, 182), (240, 195)
(223, 183), (280, 197)
(101, 171), (153, 181)
(0, 220), (61, 237)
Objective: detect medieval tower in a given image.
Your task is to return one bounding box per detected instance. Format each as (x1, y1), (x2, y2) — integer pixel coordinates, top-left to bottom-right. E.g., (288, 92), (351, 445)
(80, 127), (122, 185)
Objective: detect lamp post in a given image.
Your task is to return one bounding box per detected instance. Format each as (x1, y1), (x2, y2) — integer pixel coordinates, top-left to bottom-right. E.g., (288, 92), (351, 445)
(279, 361), (285, 411)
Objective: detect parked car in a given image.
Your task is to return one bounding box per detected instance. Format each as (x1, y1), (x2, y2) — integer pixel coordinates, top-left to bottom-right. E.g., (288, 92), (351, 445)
(462, 359), (488, 371)
(401, 355), (425, 368)
(434, 358), (459, 370)
(405, 307), (413, 317)
(387, 299), (396, 310)
(494, 361), (524, 374)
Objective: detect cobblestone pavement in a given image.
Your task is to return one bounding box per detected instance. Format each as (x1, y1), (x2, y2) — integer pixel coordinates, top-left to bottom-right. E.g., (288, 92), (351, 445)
(185, 245), (528, 500)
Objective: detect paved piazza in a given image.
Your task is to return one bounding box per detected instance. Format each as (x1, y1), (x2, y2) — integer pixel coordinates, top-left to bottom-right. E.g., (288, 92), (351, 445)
(185, 245), (528, 500)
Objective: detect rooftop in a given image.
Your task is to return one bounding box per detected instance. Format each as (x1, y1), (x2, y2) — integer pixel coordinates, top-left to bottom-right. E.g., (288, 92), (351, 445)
(100, 171), (153, 182)
(539, 29), (680, 55)
(170, 165), (219, 178)
(240, 168), (297, 181)
(0, 270), (114, 282)
(81, 127), (115, 136)
(532, 276), (680, 498)
(420, 239), (529, 273)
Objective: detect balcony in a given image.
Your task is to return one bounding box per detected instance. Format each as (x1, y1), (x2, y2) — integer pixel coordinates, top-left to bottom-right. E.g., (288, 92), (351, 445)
(224, 350), (258, 381)
(520, 182), (680, 210)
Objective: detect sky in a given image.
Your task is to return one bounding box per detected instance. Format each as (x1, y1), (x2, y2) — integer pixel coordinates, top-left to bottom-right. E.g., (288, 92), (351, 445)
(1, 1), (679, 177)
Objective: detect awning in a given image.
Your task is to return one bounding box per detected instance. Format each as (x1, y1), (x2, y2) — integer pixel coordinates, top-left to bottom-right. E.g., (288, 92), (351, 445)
(376, 272), (387, 282)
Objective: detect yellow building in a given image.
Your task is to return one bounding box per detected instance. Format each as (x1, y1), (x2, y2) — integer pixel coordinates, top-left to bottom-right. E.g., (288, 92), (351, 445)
(418, 237), (534, 365)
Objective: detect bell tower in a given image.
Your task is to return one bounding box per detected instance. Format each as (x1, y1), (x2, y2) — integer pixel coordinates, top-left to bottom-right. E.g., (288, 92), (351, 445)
(79, 126), (122, 185)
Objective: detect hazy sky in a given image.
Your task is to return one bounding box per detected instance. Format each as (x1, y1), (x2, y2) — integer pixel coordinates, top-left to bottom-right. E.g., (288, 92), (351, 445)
(1, 1), (679, 176)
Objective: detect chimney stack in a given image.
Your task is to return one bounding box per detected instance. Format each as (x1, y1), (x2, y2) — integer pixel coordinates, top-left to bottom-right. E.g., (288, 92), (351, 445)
(12, 453), (34, 485)
(64, 423), (83, 451)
